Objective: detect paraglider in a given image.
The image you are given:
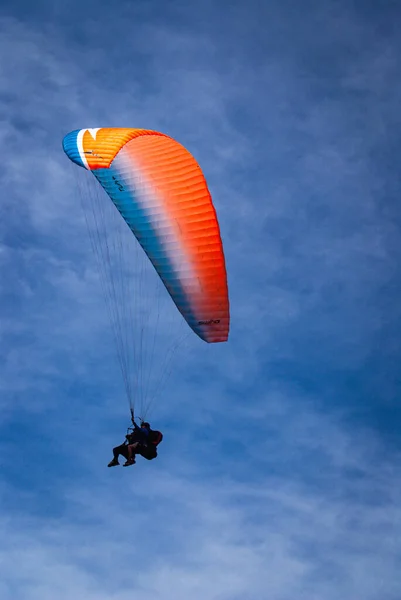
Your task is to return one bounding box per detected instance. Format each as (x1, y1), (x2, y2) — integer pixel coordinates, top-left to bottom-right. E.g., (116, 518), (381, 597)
(63, 127), (229, 463)
(108, 414), (163, 467)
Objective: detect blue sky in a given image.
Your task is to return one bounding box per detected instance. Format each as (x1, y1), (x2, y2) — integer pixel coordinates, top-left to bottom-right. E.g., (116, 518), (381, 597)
(1, 0), (401, 598)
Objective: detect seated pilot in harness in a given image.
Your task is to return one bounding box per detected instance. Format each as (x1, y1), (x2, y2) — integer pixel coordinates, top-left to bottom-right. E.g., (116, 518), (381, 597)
(107, 418), (163, 468)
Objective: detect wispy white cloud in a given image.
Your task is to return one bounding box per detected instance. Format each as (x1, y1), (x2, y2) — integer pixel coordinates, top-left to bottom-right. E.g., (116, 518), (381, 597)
(1, 1), (401, 599)
(1, 404), (400, 600)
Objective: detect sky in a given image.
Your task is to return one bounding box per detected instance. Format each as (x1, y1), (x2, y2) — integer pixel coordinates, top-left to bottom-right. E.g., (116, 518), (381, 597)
(1, 0), (401, 598)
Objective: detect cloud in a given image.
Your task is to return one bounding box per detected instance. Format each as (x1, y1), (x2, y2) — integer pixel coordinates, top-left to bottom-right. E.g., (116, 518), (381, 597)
(1, 400), (400, 600)
(1, 1), (401, 599)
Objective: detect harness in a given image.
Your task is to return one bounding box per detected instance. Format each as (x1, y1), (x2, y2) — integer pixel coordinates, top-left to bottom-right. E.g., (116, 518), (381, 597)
(148, 430), (163, 446)
(126, 414), (163, 460)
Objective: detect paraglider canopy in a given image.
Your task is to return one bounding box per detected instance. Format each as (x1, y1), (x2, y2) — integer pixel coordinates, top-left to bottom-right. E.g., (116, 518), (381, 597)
(63, 127), (230, 343)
